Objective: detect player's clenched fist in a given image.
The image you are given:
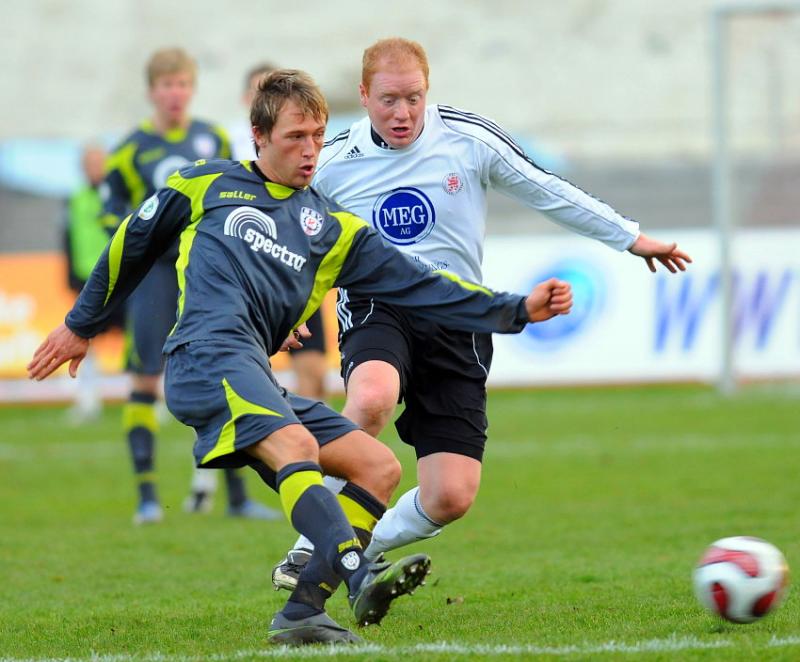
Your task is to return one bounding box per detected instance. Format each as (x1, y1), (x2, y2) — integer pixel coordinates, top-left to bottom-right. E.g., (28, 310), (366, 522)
(524, 278), (573, 323)
(27, 323), (89, 381)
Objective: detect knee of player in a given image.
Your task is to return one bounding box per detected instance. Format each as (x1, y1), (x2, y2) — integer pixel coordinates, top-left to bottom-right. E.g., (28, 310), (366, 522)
(372, 452), (402, 496)
(346, 387), (395, 429)
(430, 488), (477, 523)
(284, 432), (319, 461)
(353, 450), (402, 503)
(254, 424), (320, 466)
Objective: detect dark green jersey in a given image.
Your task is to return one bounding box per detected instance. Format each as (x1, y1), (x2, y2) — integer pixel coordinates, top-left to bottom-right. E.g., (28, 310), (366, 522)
(67, 160), (529, 357)
(100, 118), (231, 233)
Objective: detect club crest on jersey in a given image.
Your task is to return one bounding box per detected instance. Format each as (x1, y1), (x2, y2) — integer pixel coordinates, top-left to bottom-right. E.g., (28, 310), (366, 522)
(299, 206), (324, 236)
(192, 134), (216, 159)
(224, 206), (307, 272)
(372, 187), (436, 245)
(442, 172), (463, 195)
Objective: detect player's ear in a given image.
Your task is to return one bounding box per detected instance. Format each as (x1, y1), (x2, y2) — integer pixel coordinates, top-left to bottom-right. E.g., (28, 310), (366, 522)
(252, 126), (269, 151)
(359, 82), (369, 108)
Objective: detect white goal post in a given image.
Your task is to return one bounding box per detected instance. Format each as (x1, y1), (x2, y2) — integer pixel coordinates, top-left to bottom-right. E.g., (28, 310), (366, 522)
(710, 1), (800, 394)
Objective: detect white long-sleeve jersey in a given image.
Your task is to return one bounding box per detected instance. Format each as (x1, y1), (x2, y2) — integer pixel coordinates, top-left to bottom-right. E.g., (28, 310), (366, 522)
(313, 104), (640, 284)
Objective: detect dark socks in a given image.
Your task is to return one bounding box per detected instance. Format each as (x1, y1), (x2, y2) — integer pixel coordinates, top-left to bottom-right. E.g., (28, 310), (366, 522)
(124, 391), (158, 503)
(276, 462), (367, 594)
(283, 481), (390, 618)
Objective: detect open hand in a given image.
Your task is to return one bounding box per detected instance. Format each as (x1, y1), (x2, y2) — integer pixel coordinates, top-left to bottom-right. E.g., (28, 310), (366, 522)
(629, 233), (692, 273)
(27, 324), (89, 381)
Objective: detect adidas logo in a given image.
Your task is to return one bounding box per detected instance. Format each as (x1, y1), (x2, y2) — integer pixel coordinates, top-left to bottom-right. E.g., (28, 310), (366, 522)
(344, 145), (364, 159)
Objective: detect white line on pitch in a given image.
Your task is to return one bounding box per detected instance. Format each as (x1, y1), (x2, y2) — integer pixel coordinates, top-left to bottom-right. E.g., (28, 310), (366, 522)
(4, 634), (800, 661)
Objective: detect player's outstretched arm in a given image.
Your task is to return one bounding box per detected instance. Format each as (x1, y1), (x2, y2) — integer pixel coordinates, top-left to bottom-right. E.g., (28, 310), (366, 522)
(27, 324), (89, 381)
(628, 232), (692, 274)
(525, 278), (573, 323)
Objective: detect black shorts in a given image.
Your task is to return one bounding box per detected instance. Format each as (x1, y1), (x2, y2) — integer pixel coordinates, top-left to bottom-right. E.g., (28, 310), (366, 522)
(337, 290), (493, 462)
(125, 258), (178, 375)
(289, 309), (326, 355)
(165, 339), (358, 469)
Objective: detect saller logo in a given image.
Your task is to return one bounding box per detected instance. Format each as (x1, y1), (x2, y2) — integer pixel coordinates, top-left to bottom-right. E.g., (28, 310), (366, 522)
(224, 206), (307, 272)
(372, 187), (436, 245)
(220, 190), (256, 201)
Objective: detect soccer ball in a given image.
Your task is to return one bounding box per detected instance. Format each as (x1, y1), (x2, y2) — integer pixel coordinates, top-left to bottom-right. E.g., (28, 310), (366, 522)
(693, 536), (789, 623)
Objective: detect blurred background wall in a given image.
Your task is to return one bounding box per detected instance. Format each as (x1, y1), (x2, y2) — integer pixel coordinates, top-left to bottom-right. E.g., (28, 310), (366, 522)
(1, 0), (799, 397)
(1, 0), (726, 158)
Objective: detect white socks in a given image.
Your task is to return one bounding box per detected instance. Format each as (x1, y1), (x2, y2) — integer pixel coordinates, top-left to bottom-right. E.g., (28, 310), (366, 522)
(190, 467), (218, 494)
(289, 482), (444, 561)
(363, 486), (442, 560)
(292, 475), (347, 551)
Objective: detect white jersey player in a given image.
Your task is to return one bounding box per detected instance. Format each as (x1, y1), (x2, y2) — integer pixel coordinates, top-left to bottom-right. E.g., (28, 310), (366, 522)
(315, 104), (639, 284)
(272, 37), (690, 589)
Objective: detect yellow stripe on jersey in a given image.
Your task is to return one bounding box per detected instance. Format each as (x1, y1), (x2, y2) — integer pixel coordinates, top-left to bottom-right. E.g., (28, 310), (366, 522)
(200, 378), (283, 465)
(106, 142), (147, 208)
(278, 470), (324, 521)
(292, 210), (368, 329)
(104, 214), (132, 305)
(166, 169), (224, 324)
(433, 269), (494, 297)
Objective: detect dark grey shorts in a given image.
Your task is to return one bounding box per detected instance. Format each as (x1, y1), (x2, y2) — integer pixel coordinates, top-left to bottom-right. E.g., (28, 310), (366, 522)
(164, 339), (358, 468)
(125, 258), (178, 375)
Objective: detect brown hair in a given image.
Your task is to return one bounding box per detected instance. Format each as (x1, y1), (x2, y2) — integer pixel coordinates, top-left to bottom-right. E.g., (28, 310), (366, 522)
(146, 47), (196, 86)
(250, 69), (328, 138)
(362, 38), (429, 92)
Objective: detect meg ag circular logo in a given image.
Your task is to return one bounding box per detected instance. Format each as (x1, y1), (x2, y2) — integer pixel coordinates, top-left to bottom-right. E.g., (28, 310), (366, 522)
(372, 187), (436, 245)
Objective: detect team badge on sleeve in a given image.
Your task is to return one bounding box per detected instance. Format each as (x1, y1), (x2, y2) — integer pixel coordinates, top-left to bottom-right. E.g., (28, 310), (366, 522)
(300, 207), (324, 236)
(138, 194), (160, 220)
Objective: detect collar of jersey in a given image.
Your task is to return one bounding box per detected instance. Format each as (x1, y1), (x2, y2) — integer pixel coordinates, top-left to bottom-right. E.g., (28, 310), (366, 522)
(369, 122), (427, 155)
(246, 160), (301, 199)
(140, 119), (191, 143)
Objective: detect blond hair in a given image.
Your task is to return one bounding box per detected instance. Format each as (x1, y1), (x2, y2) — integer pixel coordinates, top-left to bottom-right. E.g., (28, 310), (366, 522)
(362, 37), (429, 92)
(146, 47), (196, 87)
(250, 69), (328, 138)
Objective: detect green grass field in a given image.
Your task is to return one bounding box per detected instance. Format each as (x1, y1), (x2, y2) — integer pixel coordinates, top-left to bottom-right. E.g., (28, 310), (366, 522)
(1, 384), (799, 661)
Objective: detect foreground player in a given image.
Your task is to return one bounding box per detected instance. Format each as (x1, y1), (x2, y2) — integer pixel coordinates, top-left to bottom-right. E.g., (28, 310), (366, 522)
(230, 62), (329, 401)
(28, 69), (573, 645)
(273, 37), (691, 587)
(102, 47), (276, 523)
